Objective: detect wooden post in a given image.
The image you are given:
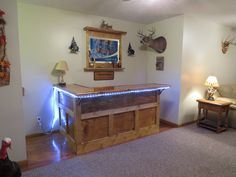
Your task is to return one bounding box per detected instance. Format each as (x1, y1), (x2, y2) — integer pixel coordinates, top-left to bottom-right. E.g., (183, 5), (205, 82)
(109, 114), (114, 136)
(135, 109), (139, 132)
(73, 99), (83, 154)
(156, 93), (160, 130)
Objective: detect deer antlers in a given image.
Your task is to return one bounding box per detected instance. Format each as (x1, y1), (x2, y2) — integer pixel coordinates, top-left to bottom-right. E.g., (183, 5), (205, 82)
(137, 27), (156, 38)
(222, 36), (236, 54)
(147, 27), (156, 38)
(137, 27), (167, 53)
(137, 27), (156, 46)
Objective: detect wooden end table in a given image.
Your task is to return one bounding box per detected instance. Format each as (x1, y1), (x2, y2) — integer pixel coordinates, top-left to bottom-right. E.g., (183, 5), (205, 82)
(196, 99), (231, 133)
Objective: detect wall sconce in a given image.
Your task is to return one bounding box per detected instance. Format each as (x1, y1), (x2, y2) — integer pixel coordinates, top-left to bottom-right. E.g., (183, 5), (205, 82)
(204, 76), (219, 101)
(55, 60), (69, 86)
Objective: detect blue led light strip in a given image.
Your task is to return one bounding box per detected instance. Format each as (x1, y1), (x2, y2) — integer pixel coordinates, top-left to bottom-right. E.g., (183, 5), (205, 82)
(53, 86), (170, 99)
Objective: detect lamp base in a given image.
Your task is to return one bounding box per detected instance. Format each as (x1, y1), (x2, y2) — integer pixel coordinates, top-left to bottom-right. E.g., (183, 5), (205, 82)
(58, 82), (66, 87)
(207, 96), (215, 101)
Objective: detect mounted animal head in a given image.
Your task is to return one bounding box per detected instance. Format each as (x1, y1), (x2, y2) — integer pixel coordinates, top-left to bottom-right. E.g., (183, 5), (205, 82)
(222, 36), (236, 54)
(137, 28), (167, 53)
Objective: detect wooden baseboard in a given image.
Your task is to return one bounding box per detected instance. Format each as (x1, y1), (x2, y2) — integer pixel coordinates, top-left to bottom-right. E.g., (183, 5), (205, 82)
(18, 159), (28, 170)
(160, 119), (197, 128)
(26, 130), (59, 139)
(160, 119), (178, 127)
(179, 120), (197, 127)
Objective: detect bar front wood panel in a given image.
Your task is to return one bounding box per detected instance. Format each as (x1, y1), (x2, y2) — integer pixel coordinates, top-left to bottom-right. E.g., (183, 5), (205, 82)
(82, 116), (109, 141)
(139, 107), (156, 128)
(113, 111), (135, 134)
(81, 92), (156, 114)
(55, 84), (165, 155)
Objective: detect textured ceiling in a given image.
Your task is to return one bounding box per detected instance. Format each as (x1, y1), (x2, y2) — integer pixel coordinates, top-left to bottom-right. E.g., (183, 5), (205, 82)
(19, 0), (236, 28)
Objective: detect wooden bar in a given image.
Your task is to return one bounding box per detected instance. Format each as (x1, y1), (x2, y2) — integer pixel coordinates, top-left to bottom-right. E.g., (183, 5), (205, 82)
(54, 83), (169, 155)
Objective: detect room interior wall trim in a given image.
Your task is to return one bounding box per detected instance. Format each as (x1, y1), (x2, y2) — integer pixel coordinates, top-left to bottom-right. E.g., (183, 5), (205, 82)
(160, 119), (178, 127)
(25, 130), (59, 139)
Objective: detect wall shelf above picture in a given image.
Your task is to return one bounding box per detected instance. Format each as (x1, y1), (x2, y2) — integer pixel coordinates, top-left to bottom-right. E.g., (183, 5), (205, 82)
(83, 26), (127, 35)
(83, 26), (126, 80)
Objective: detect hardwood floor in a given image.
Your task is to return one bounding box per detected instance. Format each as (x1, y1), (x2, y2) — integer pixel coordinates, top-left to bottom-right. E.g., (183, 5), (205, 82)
(23, 122), (174, 171)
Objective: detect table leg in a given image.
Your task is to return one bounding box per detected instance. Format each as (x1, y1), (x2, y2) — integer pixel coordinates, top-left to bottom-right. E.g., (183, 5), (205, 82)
(225, 109), (229, 130)
(217, 112), (222, 133)
(205, 110), (208, 118)
(197, 107), (201, 126)
(203, 109), (208, 119)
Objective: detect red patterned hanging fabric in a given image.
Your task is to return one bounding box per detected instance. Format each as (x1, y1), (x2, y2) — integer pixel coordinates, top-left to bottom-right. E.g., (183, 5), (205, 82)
(0, 9), (10, 86)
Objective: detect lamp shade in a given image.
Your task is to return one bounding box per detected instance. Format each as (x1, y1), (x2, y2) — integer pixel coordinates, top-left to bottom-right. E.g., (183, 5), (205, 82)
(55, 60), (69, 71)
(204, 76), (219, 87)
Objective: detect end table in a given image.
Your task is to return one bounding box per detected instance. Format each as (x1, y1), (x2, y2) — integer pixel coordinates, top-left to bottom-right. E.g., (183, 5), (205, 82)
(196, 99), (231, 133)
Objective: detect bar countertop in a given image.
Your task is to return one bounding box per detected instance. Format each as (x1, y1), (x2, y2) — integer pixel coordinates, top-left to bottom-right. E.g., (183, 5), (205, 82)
(54, 83), (170, 98)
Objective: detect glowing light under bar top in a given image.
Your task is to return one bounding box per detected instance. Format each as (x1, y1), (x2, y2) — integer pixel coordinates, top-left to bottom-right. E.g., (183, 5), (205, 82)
(53, 86), (170, 99)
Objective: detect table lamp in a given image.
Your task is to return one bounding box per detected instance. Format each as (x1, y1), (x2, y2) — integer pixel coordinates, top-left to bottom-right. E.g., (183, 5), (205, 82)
(204, 76), (219, 101)
(55, 60), (69, 86)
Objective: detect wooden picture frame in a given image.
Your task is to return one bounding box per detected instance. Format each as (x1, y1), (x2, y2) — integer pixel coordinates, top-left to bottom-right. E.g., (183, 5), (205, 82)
(84, 27), (126, 69)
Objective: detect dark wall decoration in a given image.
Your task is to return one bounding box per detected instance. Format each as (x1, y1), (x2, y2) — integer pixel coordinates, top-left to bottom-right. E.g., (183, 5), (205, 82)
(221, 36), (236, 54)
(0, 9), (10, 86)
(156, 56), (164, 71)
(69, 37), (79, 54)
(127, 43), (135, 56)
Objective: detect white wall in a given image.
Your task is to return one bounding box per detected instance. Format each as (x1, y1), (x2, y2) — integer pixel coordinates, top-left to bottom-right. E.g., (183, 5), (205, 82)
(18, 3), (147, 134)
(179, 16), (236, 125)
(0, 0), (26, 161)
(146, 16), (184, 124)
(146, 15), (236, 125)
(18, 3), (236, 134)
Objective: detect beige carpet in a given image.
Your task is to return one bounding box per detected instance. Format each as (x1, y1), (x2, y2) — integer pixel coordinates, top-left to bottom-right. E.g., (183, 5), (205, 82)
(23, 124), (236, 177)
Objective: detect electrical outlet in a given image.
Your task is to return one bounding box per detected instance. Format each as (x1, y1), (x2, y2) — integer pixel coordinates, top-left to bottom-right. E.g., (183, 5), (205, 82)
(37, 116), (40, 120)
(37, 116), (42, 128)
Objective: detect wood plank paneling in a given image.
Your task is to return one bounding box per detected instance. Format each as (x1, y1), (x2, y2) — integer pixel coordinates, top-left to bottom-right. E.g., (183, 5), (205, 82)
(59, 109), (75, 139)
(113, 111), (135, 134)
(81, 92), (156, 114)
(94, 71), (114, 80)
(55, 84), (166, 155)
(139, 107), (156, 128)
(82, 116), (109, 141)
(81, 103), (157, 120)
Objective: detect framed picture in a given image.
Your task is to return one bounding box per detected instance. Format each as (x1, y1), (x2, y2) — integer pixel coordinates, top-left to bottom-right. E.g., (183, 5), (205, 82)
(89, 37), (119, 63)
(156, 56), (164, 71)
(84, 27), (124, 69)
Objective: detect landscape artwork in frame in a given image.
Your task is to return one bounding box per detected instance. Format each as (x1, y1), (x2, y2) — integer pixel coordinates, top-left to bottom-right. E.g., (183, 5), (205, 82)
(89, 37), (119, 63)
(156, 56), (164, 71)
